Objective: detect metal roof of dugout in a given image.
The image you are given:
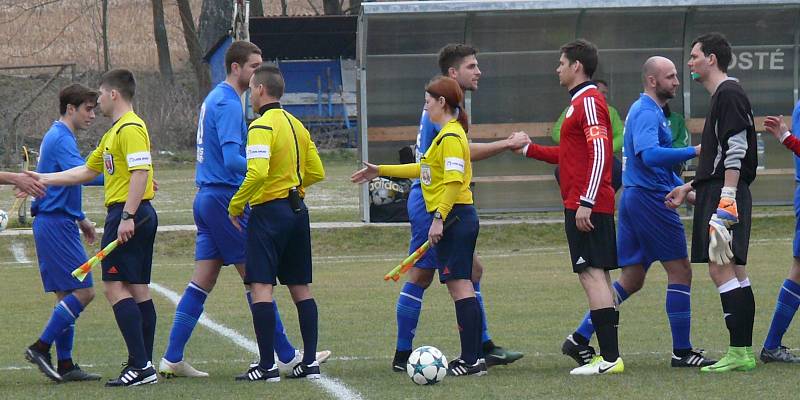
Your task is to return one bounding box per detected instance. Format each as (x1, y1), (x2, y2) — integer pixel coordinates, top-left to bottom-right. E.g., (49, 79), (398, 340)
(356, 0), (800, 221)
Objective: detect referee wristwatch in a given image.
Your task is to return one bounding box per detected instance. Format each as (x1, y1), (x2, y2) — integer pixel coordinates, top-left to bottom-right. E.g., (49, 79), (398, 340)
(433, 211), (443, 220)
(121, 211), (136, 221)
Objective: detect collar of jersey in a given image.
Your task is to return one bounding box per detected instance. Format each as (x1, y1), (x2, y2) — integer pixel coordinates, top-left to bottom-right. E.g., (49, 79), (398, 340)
(569, 81), (596, 100)
(258, 102), (282, 115)
(53, 120), (74, 135)
(639, 93), (662, 111)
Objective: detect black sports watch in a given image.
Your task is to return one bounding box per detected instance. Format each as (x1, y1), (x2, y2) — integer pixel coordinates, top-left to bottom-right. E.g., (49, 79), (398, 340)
(121, 211), (136, 221)
(433, 211), (443, 220)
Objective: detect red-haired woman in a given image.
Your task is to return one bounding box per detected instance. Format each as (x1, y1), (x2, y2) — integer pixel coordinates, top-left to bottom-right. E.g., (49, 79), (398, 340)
(352, 76), (485, 377)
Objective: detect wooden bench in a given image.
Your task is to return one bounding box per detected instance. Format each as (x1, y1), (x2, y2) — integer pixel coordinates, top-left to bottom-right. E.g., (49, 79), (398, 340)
(370, 116), (794, 184)
(368, 116), (789, 142)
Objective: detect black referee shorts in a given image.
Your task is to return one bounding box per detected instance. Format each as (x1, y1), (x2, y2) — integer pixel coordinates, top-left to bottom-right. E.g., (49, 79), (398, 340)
(245, 198), (312, 286)
(101, 201), (158, 284)
(691, 180), (752, 265)
(564, 209), (618, 273)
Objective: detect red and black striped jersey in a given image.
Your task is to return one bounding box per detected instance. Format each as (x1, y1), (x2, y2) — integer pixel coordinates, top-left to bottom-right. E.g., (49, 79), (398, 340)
(524, 82), (615, 214)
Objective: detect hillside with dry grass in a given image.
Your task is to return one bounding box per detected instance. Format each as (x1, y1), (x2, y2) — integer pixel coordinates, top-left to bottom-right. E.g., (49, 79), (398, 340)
(0, 0), (341, 72)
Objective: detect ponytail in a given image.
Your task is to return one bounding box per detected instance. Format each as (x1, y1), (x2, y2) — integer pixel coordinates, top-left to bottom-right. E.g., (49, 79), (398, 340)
(425, 76), (469, 133)
(455, 105), (469, 133)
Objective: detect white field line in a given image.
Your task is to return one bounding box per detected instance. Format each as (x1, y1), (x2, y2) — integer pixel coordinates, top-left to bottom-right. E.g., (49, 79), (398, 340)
(0, 238), (793, 267)
(9, 241), (30, 263)
(149, 282), (365, 400)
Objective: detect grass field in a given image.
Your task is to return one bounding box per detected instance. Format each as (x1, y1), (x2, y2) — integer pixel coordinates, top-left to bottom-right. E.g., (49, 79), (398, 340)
(3, 158), (800, 399)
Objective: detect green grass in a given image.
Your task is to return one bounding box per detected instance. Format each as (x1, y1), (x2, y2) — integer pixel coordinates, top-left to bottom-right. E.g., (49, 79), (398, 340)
(3, 217), (800, 399)
(4, 151), (800, 398)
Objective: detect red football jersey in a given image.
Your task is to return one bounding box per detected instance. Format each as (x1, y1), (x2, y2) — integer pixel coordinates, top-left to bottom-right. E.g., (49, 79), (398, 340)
(525, 83), (615, 214)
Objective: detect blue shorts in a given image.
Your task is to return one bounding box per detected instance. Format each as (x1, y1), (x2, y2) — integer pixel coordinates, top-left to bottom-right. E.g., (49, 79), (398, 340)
(436, 205), (479, 283)
(101, 202), (158, 283)
(407, 185), (438, 269)
(617, 187), (688, 269)
(32, 213), (93, 292)
(793, 184), (800, 258)
(245, 198), (312, 285)
(194, 185), (249, 265)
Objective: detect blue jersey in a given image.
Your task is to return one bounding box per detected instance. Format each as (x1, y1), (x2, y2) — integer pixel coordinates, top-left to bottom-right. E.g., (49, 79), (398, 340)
(622, 94), (682, 192)
(411, 109), (440, 189)
(195, 82), (247, 187)
(33, 121), (99, 220)
(792, 100), (800, 183)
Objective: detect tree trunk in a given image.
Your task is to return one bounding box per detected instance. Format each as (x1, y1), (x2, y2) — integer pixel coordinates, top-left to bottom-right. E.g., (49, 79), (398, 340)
(323, 0), (342, 15)
(198, 0), (233, 54)
(250, 0), (263, 17)
(280, 0), (288, 16)
(151, 0), (174, 83)
(102, 0), (110, 71)
(177, 0), (211, 102)
(348, 0), (361, 14)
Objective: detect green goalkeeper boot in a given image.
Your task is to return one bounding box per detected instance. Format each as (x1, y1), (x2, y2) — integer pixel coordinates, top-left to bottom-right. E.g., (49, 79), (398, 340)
(700, 347), (756, 373)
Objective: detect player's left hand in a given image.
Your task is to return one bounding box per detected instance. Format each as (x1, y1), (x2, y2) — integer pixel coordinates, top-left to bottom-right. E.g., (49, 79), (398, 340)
(764, 116), (789, 141)
(229, 214), (242, 231)
(575, 206), (594, 232)
(117, 218), (135, 244)
(152, 178), (159, 192)
(716, 187), (738, 228)
(78, 218), (97, 245)
(428, 218), (444, 245)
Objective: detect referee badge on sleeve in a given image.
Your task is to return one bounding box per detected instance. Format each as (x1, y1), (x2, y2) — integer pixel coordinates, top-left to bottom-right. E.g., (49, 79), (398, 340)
(420, 164), (432, 186)
(246, 145), (270, 159)
(103, 152), (115, 175)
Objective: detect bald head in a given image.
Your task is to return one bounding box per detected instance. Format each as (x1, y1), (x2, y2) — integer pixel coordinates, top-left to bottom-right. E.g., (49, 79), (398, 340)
(642, 56), (674, 86)
(642, 56), (679, 104)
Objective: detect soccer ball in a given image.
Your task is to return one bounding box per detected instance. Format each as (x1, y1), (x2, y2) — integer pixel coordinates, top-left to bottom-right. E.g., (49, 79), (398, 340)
(0, 209), (7, 232)
(369, 177), (399, 206)
(406, 346), (447, 385)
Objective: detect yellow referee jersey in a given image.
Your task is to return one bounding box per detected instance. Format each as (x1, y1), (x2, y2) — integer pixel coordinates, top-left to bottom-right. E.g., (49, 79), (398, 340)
(419, 120), (473, 211)
(86, 111), (155, 207)
(228, 105), (325, 216)
(378, 119), (473, 217)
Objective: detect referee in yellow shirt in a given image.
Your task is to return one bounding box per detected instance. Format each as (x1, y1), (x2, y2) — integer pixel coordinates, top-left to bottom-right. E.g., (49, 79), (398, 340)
(34, 69), (159, 387)
(352, 76), (485, 377)
(228, 65), (325, 382)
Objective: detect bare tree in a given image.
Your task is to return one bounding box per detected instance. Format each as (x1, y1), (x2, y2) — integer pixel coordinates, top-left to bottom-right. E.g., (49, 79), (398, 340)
(347, 0), (361, 14)
(177, 0), (211, 102)
(250, 0), (263, 17)
(102, 0), (110, 71)
(323, 0), (342, 15)
(151, 0), (173, 83)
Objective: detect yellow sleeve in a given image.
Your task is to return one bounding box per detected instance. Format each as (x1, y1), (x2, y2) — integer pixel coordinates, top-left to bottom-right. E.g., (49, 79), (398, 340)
(229, 127), (273, 216)
(378, 163), (420, 179)
(302, 138), (325, 188)
(85, 142), (104, 173)
(120, 125), (152, 171)
(436, 181), (461, 220)
(440, 136), (466, 184)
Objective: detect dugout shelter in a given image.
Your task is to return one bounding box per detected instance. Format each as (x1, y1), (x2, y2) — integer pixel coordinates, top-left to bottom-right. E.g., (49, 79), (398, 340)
(357, 0), (800, 222)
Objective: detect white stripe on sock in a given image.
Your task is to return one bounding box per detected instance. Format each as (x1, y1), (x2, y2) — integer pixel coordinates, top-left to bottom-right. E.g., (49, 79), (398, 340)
(666, 288), (691, 296)
(738, 278), (751, 288)
(717, 278), (741, 294)
(399, 292), (423, 303)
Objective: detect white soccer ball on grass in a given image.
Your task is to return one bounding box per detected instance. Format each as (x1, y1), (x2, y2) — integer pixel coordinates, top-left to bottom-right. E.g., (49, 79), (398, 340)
(406, 345), (447, 385)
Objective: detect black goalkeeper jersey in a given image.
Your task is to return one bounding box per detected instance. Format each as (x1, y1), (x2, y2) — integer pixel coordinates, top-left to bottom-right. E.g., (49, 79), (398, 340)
(693, 78), (758, 187)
